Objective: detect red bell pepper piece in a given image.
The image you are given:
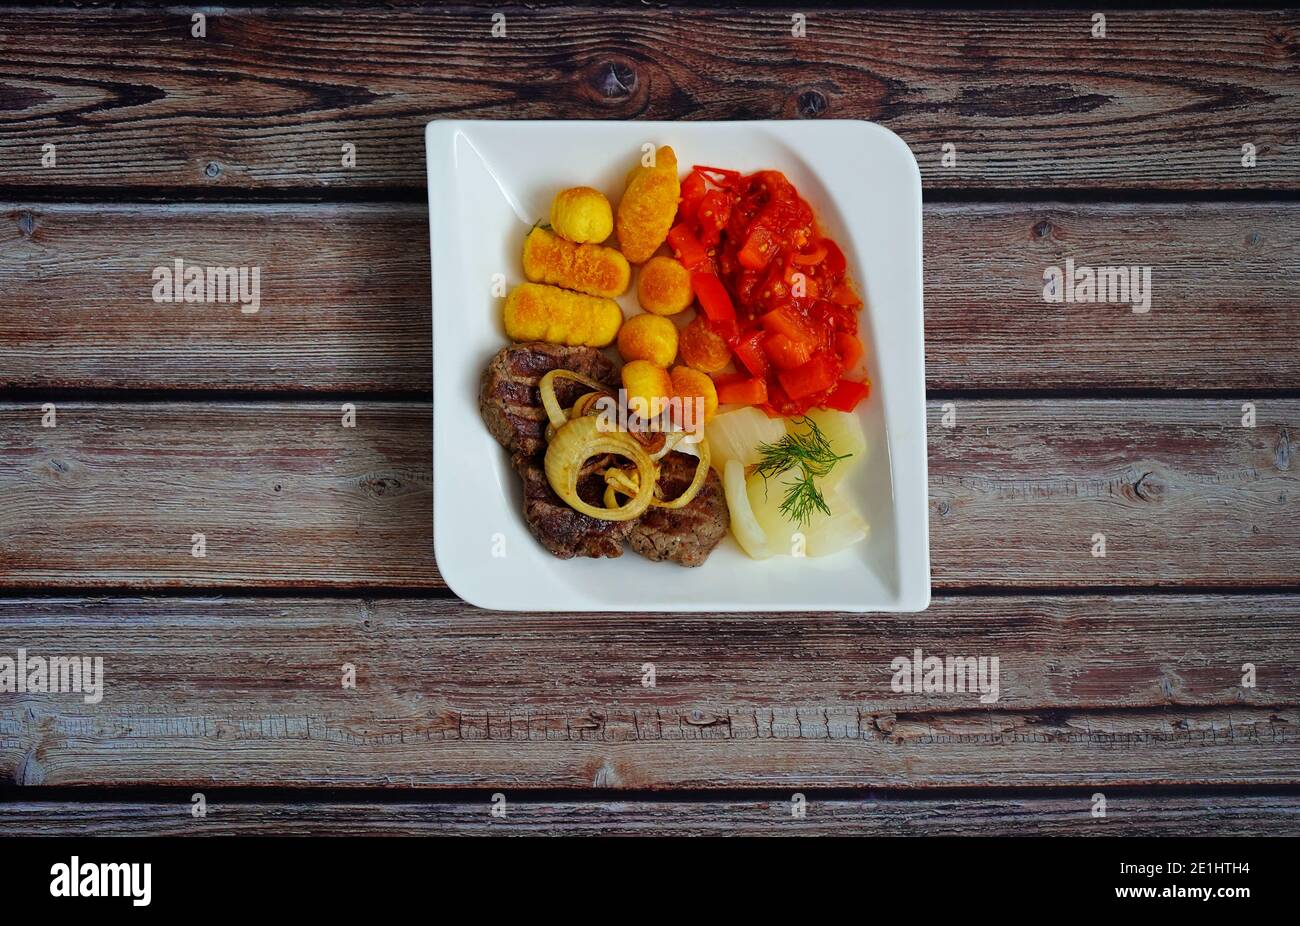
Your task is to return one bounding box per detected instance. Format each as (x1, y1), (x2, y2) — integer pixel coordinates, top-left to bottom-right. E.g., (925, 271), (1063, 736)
(763, 332), (813, 371)
(734, 330), (770, 379)
(737, 226), (777, 271)
(716, 376), (769, 407)
(691, 271), (736, 323)
(822, 379), (871, 412)
(759, 305), (817, 349)
(679, 170), (707, 222)
(668, 223), (709, 271)
(834, 332), (863, 372)
(777, 351), (840, 400)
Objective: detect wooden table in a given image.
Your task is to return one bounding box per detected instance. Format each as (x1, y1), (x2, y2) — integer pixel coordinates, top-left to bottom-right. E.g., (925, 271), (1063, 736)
(2, 4), (1298, 836)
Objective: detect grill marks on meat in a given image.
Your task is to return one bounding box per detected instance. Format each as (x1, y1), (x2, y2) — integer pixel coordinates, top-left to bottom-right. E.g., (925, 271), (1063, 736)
(481, 343), (629, 559)
(480, 342), (729, 566)
(628, 450), (730, 567)
(480, 341), (616, 459)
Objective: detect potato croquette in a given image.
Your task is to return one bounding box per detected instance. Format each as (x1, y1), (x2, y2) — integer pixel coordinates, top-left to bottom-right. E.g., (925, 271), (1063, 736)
(616, 146), (680, 264)
(617, 313), (679, 368)
(636, 256), (693, 316)
(550, 187), (614, 244)
(503, 282), (623, 348)
(621, 360), (673, 420)
(522, 226), (630, 299)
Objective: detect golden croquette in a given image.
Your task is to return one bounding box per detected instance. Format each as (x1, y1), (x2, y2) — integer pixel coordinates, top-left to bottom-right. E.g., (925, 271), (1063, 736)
(503, 282), (622, 348)
(636, 256), (693, 316)
(616, 146), (680, 264)
(617, 313), (679, 368)
(549, 187), (614, 244)
(522, 226), (630, 299)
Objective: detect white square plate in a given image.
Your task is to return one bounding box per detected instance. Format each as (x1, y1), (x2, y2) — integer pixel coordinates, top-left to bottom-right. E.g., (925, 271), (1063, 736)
(427, 120), (928, 612)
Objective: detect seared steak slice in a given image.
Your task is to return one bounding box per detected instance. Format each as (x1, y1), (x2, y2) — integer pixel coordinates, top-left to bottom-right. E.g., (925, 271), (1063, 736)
(628, 450), (729, 567)
(480, 342), (617, 459)
(514, 452), (630, 559)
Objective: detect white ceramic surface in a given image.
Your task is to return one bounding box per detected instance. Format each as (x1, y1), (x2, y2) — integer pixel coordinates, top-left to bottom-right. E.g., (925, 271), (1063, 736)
(427, 119), (928, 611)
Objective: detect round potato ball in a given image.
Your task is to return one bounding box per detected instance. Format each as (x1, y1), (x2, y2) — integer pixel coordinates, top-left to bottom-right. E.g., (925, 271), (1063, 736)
(636, 256), (693, 316)
(550, 187), (614, 244)
(617, 313), (679, 368)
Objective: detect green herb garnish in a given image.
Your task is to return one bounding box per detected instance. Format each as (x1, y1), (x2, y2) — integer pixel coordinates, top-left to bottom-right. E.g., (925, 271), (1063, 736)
(753, 416), (851, 527)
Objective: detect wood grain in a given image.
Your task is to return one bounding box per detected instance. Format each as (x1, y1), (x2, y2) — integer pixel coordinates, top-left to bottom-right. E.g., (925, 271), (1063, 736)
(1, 595), (1297, 788)
(1, 400), (1294, 589)
(0, 402), (436, 588)
(3, 202), (1296, 391)
(0, 9), (1295, 191)
(5, 795), (1297, 836)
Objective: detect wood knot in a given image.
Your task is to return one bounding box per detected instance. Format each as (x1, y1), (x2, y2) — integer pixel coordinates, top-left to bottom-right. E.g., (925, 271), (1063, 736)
(16, 211), (36, 237)
(795, 88), (828, 118)
(589, 59), (637, 100)
(1033, 218), (1054, 239)
(203, 161), (222, 179)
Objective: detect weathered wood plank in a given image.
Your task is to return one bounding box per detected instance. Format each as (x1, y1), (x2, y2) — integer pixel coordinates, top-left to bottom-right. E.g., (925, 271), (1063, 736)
(0, 402), (437, 588)
(4, 794), (1297, 836)
(0, 595), (1297, 788)
(1, 400), (1294, 589)
(3, 202), (1296, 391)
(928, 399), (1299, 588)
(0, 204), (432, 392)
(0, 9), (1295, 191)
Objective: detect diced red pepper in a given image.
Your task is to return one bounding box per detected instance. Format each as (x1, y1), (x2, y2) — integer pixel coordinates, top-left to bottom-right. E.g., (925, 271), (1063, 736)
(710, 371), (748, 390)
(668, 223), (709, 271)
(716, 376), (769, 407)
(694, 165), (742, 187)
(822, 379), (871, 412)
(759, 305), (817, 349)
(834, 332), (863, 373)
(777, 351), (840, 400)
(763, 332), (813, 371)
(737, 226), (778, 271)
(691, 271), (736, 323)
(821, 238), (847, 276)
(734, 330), (770, 379)
(696, 190), (732, 246)
(791, 241), (827, 266)
(707, 315), (740, 346)
(679, 171), (707, 222)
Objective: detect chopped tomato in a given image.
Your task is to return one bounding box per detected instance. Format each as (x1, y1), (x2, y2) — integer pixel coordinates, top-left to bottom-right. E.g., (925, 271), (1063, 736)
(716, 376), (768, 406)
(759, 305), (817, 349)
(691, 271), (736, 323)
(791, 241), (827, 266)
(668, 223), (709, 271)
(737, 226), (778, 271)
(763, 332), (813, 371)
(669, 166), (865, 417)
(734, 330), (770, 379)
(821, 239), (847, 276)
(823, 379), (871, 412)
(777, 351), (840, 400)
(696, 190), (732, 246)
(834, 332), (863, 372)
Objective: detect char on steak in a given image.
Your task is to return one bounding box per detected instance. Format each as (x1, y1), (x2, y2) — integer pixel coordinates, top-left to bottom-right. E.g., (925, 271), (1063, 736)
(481, 342), (629, 559)
(627, 450), (730, 567)
(480, 341), (617, 459)
(480, 342), (729, 566)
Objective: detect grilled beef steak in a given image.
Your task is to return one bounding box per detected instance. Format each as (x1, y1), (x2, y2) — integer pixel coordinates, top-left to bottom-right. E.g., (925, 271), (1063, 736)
(480, 341), (617, 459)
(481, 343), (630, 559)
(627, 450), (729, 567)
(481, 342), (729, 566)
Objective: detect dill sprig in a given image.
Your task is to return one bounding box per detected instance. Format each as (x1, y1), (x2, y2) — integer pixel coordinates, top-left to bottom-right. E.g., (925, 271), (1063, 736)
(753, 416), (851, 527)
